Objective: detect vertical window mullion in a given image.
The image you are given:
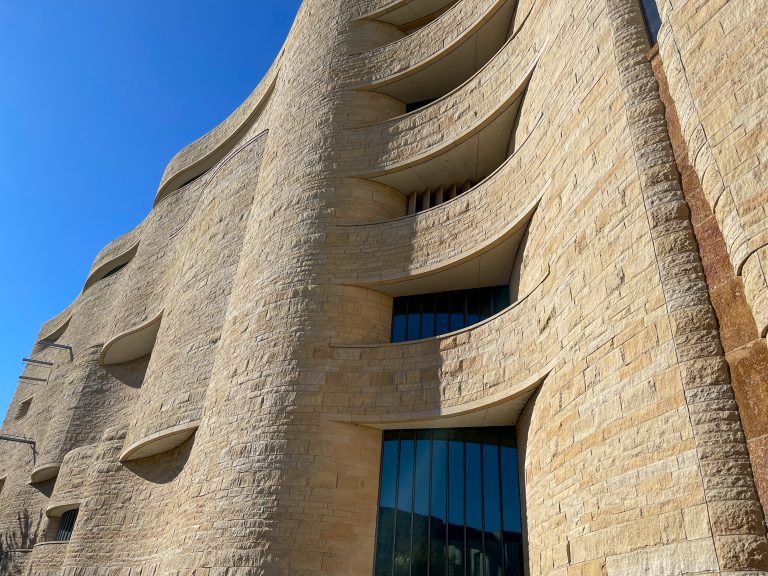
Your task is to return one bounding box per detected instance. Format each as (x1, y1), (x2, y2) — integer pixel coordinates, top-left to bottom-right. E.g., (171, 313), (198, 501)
(410, 437), (416, 576)
(428, 430), (433, 576)
(480, 435), (486, 576)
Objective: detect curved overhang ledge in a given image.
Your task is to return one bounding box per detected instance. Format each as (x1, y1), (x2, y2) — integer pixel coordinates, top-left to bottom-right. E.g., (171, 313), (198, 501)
(30, 464), (60, 484)
(153, 73), (278, 207)
(46, 500), (82, 518)
(346, 62), (537, 180)
(38, 316), (71, 344)
(119, 420), (200, 462)
(328, 364), (554, 429)
(355, 0), (413, 21)
(350, 0), (513, 93)
(100, 311), (163, 366)
(82, 241), (139, 292)
(338, 192), (542, 294)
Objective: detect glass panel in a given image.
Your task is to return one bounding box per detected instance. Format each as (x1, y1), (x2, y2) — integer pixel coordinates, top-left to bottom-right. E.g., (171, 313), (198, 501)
(407, 296), (422, 341)
(436, 292), (451, 336)
(450, 292), (465, 332)
(491, 286), (510, 315)
(375, 427), (524, 576)
(392, 298), (408, 343)
(413, 431), (431, 574)
(375, 432), (400, 576)
(431, 431), (449, 576)
(640, 0), (661, 44)
(447, 430), (465, 576)
(422, 295), (436, 339)
(466, 430), (484, 576)
(483, 431), (503, 576)
(501, 432), (524, 576)
(394, 432), (415, 576)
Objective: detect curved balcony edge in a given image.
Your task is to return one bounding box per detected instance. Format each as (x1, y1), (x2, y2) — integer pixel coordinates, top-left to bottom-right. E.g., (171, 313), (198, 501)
(154, 68), (279, 206)
(38, 316), (72, 345)
(328, 363), (553, 427)
(342, 62), (536, 179)
(347, 0), (511, 91)
(119, 420), (200, 462)
(29, 463), (60, 484)
(354, 0), (411, 21)
(335, 191), (542, 288)
(82, 241), (140, 292)
(333, 266), (549, 348)
(100, 310), (163, 366)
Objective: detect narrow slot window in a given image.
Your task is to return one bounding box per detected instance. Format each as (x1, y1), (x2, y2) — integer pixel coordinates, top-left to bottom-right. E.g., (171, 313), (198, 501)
(639, 0), (661, 45)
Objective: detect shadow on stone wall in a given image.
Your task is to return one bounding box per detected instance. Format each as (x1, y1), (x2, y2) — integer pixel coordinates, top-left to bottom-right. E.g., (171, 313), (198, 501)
(0, 509), (43, 575)
(122, 435), (194, 485)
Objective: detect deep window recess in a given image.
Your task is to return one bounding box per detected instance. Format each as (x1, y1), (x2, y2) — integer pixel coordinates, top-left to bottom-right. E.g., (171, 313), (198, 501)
(406, 98), (438, 113)
(639, 0), (661, 45)
(101, 262), (127, 280)
(407, 180), (473, 215)
(15, 397), (32, 420)
(55, 508), (78, 542)
(0, 476), (6, 494)
(391, 286), (510, 342)
(374, 428), (524, 576)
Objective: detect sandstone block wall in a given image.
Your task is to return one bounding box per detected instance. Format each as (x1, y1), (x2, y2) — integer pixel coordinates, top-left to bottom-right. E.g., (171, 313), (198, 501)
(0, 0), (766, 574)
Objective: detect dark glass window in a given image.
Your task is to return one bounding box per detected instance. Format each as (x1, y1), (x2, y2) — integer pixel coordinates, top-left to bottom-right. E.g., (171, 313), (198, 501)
(374, 428), (525, 576)
(639, 0), (661, 45)
(406, 98), (438, 113)
(55, 508), (78, 542)
(391, 287), (511, 342)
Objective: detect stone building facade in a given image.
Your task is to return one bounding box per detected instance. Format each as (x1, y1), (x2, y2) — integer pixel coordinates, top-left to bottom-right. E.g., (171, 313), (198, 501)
(1, 0), (767, 574)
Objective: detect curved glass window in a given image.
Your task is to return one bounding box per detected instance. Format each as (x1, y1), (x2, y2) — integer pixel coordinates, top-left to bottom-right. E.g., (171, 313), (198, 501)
(391, 287), (510, 343)
(374, 428), (524, 576)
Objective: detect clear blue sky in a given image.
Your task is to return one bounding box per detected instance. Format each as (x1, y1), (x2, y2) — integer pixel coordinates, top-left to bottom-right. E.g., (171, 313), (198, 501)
(0, 1), (302, 419)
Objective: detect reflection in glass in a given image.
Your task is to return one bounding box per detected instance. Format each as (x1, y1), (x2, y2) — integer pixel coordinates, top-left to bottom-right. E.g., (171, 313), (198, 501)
(639, 0), (662, 44)
(391, 286), (513, 343)
(374, 428), (524, 576)
(375, 433), (399, 576)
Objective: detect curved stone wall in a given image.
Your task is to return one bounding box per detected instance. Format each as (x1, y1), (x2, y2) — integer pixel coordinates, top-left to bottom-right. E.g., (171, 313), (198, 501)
(1, 0), (767, 574)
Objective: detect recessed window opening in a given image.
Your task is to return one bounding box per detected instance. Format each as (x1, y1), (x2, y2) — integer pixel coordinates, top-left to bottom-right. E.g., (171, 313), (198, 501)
(397, 0), (461, 35)
(374, 427), (524, 576)
(101, 262), (127, 281)
(55, 508), (78, 542)
(84, 243), (139, 292)
(407, 180), (473, 215)
(638, 0), (661, 45)
(0, 476), (6, 494)
(15, 397), (33, 420)
(401, 85), (528, 217)
(406, 98), (439, 113)
(391, 286), (511, 342)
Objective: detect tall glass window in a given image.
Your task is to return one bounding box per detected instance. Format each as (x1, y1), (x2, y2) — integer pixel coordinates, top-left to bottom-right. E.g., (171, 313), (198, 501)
(374, 428), (525, 576)
(55, 508), (79, 542)
(639, 0), (661, 45)
(391, 287), (511, 343)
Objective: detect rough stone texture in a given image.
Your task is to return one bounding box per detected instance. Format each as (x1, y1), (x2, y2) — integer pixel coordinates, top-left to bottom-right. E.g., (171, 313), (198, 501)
(0, 0), (767, 574)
